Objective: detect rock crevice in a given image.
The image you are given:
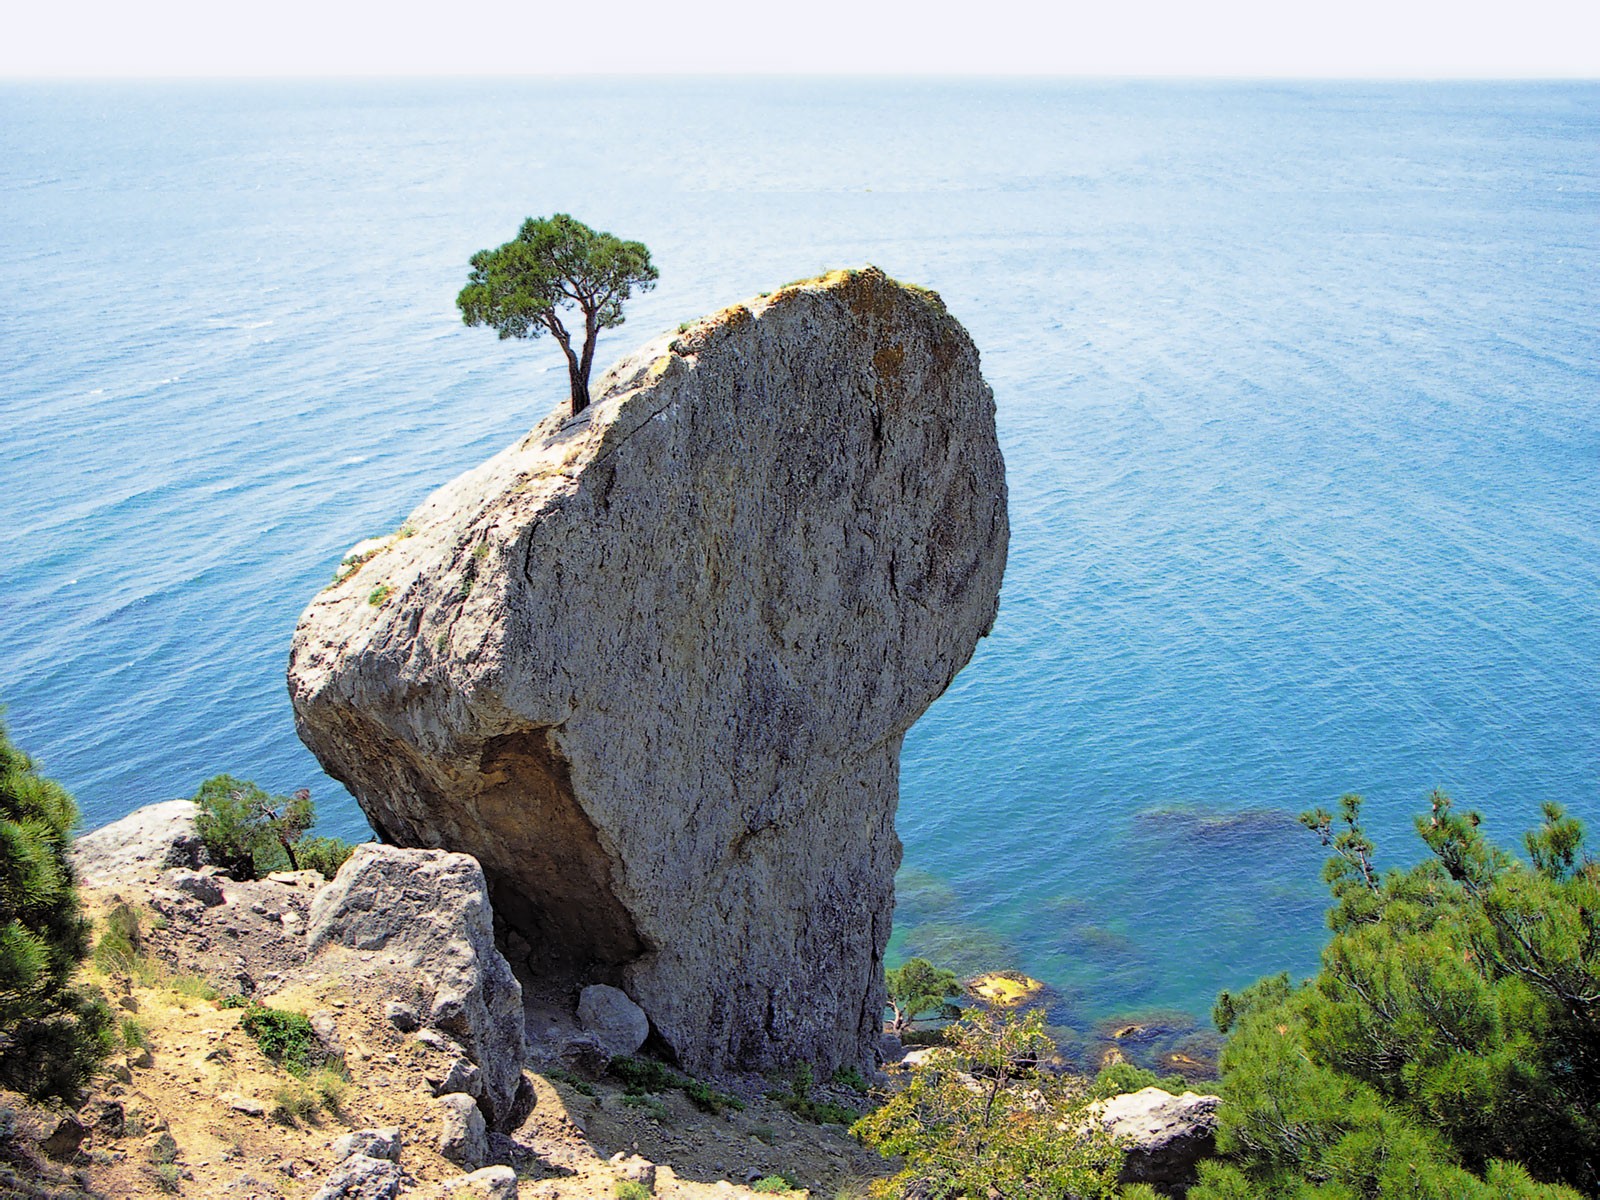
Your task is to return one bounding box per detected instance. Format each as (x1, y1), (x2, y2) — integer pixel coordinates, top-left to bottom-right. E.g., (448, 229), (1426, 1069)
(289, 268), (1008, 1073)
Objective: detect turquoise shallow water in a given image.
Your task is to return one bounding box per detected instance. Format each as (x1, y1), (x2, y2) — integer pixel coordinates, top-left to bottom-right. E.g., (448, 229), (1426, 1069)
(3, 80), (1596, 1061)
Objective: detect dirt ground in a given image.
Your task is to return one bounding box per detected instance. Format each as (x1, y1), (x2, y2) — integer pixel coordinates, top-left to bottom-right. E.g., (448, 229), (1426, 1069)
(2, 873), (895, 1200)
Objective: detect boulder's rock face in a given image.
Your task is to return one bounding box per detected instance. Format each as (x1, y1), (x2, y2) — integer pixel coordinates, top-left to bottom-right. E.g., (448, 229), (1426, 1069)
(72, 799), (208, 882)
(306, 845), (527, 1125)
(1094, 1087), (1221, 1194)
(289, 268), (1008, 1073)
(578, 984), (650, 1057)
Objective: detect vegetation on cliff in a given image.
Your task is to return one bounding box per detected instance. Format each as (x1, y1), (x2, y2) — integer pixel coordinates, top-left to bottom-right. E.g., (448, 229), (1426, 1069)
(1193, 792), (1598, 1198)
(456, 212), (658, 416)
(0, 720), (112, 1101)
(192, 774), (354, 880)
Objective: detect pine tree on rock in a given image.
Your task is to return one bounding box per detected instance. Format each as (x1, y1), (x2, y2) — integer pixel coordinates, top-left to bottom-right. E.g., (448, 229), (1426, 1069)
(457, 213), (658, 417)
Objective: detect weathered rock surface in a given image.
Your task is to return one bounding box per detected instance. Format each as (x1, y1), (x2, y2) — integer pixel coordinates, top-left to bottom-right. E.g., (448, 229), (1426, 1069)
(289, 268), (1009, 1074)
(434, 1092), (488, 1168)
(577, 984), (649, 1057)
(311, 1152), (403, 1200)
(1094, 1087), (1221, 1194)
(72, 798), (208, 881)
(307, 845), (526, 1125)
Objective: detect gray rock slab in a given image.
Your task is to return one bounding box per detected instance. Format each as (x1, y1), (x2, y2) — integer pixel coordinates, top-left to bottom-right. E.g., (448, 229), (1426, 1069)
(72, 799), (208, 882)
(307, 845), (525, 1126)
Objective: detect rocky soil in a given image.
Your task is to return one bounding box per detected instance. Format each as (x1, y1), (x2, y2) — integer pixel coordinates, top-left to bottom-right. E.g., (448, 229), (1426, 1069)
(2, 808), (891, 1200)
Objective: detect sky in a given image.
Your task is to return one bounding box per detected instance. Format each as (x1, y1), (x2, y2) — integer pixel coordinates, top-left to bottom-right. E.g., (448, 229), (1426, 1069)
(4, 0), (1598, 78)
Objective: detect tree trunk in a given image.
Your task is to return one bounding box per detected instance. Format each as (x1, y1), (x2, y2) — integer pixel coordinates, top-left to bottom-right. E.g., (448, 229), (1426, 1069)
(568, 359), (591, 415)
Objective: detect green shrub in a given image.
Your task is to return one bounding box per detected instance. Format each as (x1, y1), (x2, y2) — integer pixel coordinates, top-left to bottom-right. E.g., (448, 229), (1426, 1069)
(1088, 1060), (1185, 1100)
(0, 720), (115, 1101)
(752, 1176), (797, 1193)
(237, 1003), (321, 1073)
(151, 1162), (181, 1193)
(294, 835), (355, 880)
(854, 1007), (1123, 1198)
(191, 775), (353, 880)
(620, 1092), (669, 1122)
(544, 1066), (597, 1096)
(1195, 793), (1598, 1198)
(767, 1062), (857, 1125)
(831, 1064), (868, 1092)
(608, 1054), (743, 1114)
(616, 1182), (652, 1200)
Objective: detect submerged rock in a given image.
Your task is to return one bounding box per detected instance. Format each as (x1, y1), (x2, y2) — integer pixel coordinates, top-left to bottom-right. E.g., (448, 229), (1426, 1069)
(289, 268), (1008, 1073)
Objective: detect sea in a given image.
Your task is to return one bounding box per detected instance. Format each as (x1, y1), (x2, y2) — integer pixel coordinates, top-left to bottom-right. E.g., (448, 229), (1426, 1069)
(3, 79), (1596, 1069)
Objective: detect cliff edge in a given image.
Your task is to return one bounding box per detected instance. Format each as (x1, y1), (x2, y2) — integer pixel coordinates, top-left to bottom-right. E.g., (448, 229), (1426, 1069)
(287, 267), (1009, 1074)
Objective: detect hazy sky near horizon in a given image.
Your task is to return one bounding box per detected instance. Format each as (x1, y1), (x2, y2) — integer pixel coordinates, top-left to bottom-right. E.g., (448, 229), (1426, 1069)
(5, 0), (1598, 78)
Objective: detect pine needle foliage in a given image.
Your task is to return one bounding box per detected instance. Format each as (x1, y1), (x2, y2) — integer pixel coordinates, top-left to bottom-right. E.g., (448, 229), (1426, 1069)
(191, 775), (352, 880)
(0, 719), (113, 1100)
(1197, 792), (1599, 1198)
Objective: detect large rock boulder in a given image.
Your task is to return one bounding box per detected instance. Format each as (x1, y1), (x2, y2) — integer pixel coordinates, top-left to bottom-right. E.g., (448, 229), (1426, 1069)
(306, 845), (526, 1125)
(72, 799), (209, 883)
(1095, 1087), (1221, 1195)
(289, 268), (1008, 1074)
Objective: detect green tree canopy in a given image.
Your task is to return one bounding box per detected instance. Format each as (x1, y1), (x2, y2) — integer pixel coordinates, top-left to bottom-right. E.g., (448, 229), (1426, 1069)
(1195, 792), (1598, 1198)
(884, 956), (964, 1035)
(0, 718), (112, 1100)
(191, 775), (350, 880)
(456, 213), (658, 416)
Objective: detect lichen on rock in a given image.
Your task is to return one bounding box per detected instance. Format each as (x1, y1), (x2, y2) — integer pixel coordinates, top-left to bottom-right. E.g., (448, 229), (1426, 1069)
(289, 266), (1008, 1075)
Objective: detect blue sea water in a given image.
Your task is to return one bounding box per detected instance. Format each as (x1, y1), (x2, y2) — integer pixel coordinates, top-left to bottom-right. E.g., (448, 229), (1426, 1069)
(3, 80), (1596, 1056)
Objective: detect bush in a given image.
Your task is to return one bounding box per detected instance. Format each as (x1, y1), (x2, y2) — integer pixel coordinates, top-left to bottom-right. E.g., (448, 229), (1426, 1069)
(1195, 793), (1598, 1198)
(608, 1054), (743, 1114)
(752, 1176), (798, 1193)
(0, 719), (114, 1101)
(1088, 1060), (1186, 1099)
(854, 1007), (1123, 1198)
(766, 1063), (859, 1125)
(191, 775), (354, 880)
(616, 1182), (652, 1200)
(237, 1003), (321, 1073)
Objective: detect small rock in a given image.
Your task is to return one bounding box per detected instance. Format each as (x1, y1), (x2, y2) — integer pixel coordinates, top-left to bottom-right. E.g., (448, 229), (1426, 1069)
(119, 993), (140, 1012)
(438, 1165), (518, 1199)
(434, 1093), (487, 1168)
(900, 1048), (936, 1068)
(267, 870), (325, 888)
(87, 1098), (125, 1136)
(879, 1032), (905, 1064)
(384, 1001), (419, 1032)
(168, 868), (226, 906)
(551, 1033), (609, 1079)
(429, 1057), (483, 1099)
(71, 799), (209, 881)
(331, 1127), (403, 1163)
(311, 1152), (402, 1200)
(129, 1045), (154, 1068)
(42, 1114), (88, 1159)
(577, 985), (649, 1057)
(225, 1094), (267, 1117)
(416, 1027), (458, 1053)
(610, 1153), (656, 1189)
(311, 1012), (344, 1057)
